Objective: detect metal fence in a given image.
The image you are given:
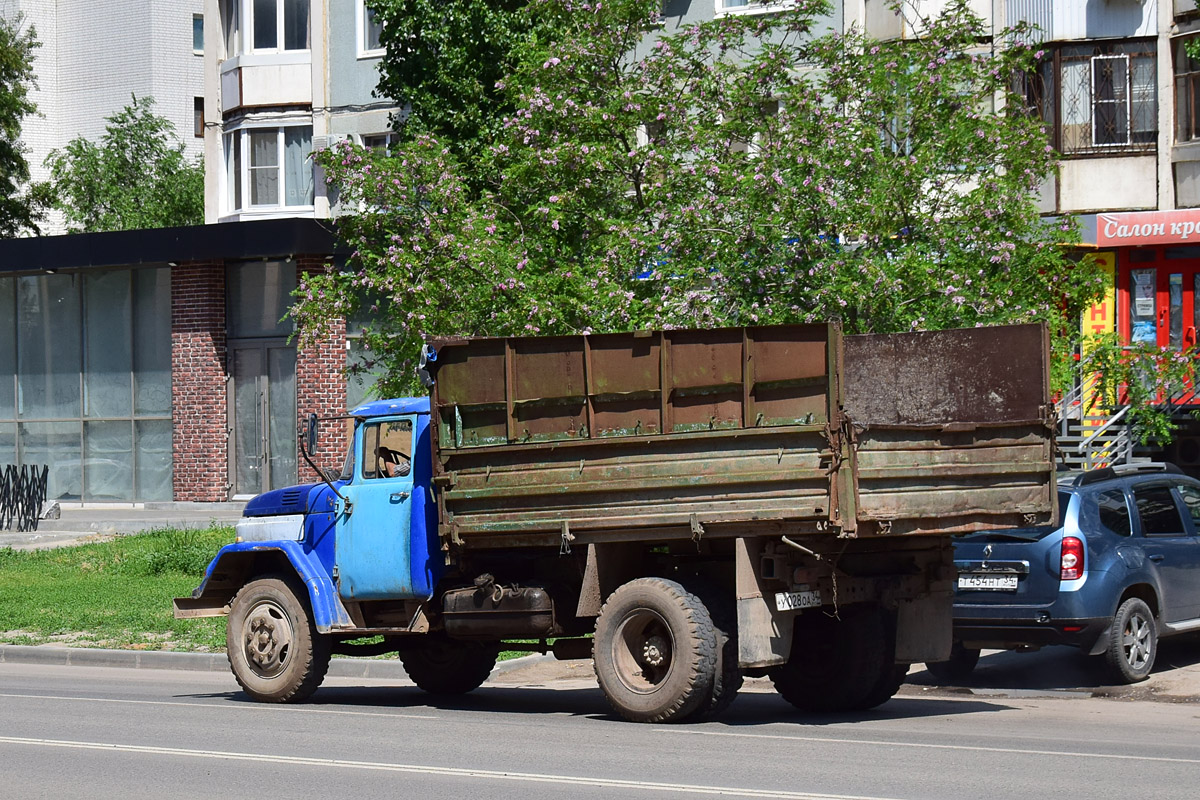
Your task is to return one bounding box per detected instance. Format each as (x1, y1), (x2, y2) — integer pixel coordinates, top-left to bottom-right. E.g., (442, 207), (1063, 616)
(0, 465), (49, 533)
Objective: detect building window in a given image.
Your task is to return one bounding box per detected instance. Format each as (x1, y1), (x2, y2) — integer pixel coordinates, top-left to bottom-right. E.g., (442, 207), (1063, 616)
(358, 1), (384, 58)
(194, 98), (205, 138)
(193, 14), (204, 54)
(1176, 37), (1200, 142)
(253, 0), (309, 52)
(224, 125), (315, 212)
(222, 0), (240, 57)
(1025, 41), (1157, 157)
(222, 0), (309, 56)
(716, 0), (787, 16)
(361, 132), (397, 151)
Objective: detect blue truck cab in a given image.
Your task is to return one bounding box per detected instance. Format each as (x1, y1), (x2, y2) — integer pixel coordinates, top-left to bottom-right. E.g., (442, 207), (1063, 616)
(173, 397), (458, 701)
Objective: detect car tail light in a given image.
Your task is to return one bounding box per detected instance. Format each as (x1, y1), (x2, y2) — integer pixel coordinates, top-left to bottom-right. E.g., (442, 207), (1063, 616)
(1060, 536), (1084, 581)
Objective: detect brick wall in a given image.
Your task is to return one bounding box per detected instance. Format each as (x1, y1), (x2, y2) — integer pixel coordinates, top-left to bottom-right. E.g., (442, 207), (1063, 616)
(172, 260), (228, 501)
(295, 255), (348, 474)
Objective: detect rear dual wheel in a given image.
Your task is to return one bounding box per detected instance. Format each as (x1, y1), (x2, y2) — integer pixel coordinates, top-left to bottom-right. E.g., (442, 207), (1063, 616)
(593, 578), (719, 723)
(770, 604), (899, 713)
(399, 636), (500, 695)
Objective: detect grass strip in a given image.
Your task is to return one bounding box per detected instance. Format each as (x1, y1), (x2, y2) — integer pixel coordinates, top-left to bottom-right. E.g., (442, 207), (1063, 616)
(0, 527), (229, 651)
(0, 528), (553, 662)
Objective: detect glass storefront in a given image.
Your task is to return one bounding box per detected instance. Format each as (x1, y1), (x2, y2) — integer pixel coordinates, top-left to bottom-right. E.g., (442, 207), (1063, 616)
(0, 269), (172, 502)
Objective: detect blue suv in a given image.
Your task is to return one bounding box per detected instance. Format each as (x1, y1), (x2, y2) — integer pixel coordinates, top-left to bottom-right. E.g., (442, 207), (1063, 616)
(928, 463), (1200, 684)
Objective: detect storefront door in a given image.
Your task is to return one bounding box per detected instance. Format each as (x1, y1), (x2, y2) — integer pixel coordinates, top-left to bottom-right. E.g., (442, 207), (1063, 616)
(229, 342), (297, 497)
(1127, 259), (1200, 351)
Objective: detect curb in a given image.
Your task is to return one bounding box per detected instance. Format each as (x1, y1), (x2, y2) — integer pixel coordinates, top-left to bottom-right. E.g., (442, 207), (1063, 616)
(0, 644), (551, 681)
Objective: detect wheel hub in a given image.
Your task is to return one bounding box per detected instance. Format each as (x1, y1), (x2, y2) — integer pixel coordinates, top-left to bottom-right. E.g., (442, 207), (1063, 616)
(242, 601), (293, 677)
(1124, 615), (1151, 669)
(642, 635), (669, 668)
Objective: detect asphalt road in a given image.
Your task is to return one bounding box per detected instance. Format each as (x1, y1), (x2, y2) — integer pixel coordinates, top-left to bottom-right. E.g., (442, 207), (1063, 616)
(2, 661), (1199, 800)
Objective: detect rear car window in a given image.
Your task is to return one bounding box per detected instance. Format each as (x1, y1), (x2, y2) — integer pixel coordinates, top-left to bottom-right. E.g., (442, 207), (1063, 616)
(1178, 484), (1200, 528)
(1096, 488), (1131, 536)
(959, 491), (1070, 542)
(1133, 485), (1185, 536)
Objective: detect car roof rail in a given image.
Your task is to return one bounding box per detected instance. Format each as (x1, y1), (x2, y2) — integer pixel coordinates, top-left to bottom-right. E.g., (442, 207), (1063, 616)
(1073, 462), (1183, 487)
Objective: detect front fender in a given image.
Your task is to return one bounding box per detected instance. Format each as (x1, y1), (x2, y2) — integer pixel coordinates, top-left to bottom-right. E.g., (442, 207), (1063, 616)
(175, 540), (353, 632)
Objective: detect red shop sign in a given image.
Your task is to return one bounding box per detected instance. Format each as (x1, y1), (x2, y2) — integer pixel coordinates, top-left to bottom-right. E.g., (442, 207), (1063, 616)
(1097, 210), (1200, 247)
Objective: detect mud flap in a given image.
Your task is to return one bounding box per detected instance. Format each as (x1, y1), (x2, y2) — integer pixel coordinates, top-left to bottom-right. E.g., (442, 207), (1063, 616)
(895, 594), (952, 663)
(734, 538), (791, 669)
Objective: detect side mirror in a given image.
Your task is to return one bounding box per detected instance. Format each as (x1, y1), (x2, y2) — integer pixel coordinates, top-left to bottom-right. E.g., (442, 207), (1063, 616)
(305, 413), (319, 454)
(417, 344), (438, 389)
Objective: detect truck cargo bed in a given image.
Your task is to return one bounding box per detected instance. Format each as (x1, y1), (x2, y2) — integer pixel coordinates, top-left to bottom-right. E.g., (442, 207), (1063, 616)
(428, 324), (1054, 550)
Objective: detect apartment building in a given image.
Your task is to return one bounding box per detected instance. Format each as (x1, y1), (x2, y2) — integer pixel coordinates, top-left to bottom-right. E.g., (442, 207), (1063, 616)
(1, 0), (205, 235)
(3, 0), (1198, 506)
(204, 0), (398, 222)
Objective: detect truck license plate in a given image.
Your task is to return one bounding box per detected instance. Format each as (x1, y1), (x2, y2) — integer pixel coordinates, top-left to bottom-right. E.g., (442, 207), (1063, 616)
(775, 590), (822, 611)
(958, 573), (1018, 591)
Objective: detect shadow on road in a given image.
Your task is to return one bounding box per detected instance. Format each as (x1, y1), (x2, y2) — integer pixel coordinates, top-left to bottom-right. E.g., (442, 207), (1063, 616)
(190, 681), (1015, 725)
(907, 635), (1200, 693)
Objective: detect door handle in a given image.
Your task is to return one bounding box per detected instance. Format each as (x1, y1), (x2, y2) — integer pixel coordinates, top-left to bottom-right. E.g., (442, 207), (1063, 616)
(390, 492), (409, 502)
(1149, 554), (1165, 562)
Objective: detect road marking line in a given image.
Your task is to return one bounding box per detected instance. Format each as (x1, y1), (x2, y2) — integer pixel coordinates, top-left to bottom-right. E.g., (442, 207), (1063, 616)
(0, 693), (437, 720)
(661, 730), (1200, 765)
(0, 735), (901, 800)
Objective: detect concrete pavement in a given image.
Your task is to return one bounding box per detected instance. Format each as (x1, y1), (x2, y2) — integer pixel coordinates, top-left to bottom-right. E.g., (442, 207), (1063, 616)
(0, 501), (244, 551)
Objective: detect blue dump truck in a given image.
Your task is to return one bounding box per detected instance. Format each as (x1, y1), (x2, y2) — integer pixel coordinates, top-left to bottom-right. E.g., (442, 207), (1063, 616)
(175, 323), (1056, 722)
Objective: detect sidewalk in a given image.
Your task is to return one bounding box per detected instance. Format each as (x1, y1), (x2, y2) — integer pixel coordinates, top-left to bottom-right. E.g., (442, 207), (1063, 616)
(0, 502), (244, 551)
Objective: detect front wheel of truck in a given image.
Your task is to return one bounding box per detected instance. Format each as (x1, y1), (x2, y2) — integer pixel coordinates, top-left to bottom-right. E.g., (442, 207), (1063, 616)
(398, 636), (500, 695)
(227, 576), (331, 703)
(593, 577), (718, 723)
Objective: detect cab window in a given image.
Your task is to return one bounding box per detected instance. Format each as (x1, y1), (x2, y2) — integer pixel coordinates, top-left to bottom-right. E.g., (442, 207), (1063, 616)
(361, 419), (413, 480)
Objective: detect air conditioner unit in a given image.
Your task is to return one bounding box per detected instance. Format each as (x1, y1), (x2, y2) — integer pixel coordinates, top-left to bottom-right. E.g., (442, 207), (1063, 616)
(312, 133), (349, 151)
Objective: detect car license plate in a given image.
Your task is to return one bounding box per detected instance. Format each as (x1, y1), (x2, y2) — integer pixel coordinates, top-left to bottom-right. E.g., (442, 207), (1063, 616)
(776, 589), (821, 611)
(958, 573), (1018, 591)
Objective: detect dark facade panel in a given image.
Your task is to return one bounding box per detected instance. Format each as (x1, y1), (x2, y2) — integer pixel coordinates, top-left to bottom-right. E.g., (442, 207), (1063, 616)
(0, 218), (344, 276)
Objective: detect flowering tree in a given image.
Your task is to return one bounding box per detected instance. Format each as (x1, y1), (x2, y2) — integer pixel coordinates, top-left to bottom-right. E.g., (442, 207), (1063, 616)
(299, 0), (1104, 396)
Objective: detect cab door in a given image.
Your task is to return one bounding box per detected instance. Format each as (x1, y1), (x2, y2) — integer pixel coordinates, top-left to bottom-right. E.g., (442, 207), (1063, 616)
(334, 416), (419, 600)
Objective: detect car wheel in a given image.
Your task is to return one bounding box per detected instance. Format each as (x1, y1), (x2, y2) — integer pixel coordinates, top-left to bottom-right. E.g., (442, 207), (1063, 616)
(1103, 597), (1156, 684)
(924, 641), (981, 683)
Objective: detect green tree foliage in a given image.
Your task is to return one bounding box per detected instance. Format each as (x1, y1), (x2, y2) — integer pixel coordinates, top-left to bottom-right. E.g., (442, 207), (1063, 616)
(40, 95), (203, 232)
(1082, 334), (1199, 446)
(304, 0), (1104, 397)
(0, 14), (42, 237)
(369, 0), (528, 172)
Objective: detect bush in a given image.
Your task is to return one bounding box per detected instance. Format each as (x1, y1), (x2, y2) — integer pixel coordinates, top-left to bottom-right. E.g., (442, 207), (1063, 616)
(114, 527), (226, 577)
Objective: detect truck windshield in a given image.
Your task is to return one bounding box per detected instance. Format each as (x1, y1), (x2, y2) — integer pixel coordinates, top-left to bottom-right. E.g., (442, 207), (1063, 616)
(338, 442), (355, 481)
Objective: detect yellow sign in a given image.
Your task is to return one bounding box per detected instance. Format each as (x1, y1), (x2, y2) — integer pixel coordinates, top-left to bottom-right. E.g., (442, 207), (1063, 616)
(1080, 253), (1116, 434)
